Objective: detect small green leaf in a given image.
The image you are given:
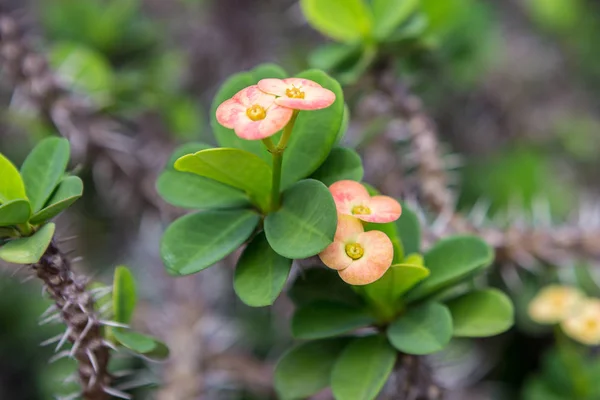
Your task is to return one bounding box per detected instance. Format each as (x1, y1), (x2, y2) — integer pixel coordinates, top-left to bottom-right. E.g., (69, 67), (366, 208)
(405, 235), (494, 301)
(300, 0), (373, 43)
(113, 329), (169, 360)
(288, 267), (364, 307)
(275, 338), (350, 399)
(331, 335), (396, 400)
(175, 148), (271, 212)
(0, 199), (31, 226)
(0, 153), (27, 203)
(396, 203), (421, 255)
(309, 43), (362, 73)
(310, 147), (364, 186)
(113, 266), (136, 325)
(387, 302), (453, 355)
(335, 104), (351, 144)
(292, 301), (375, 340)
(0, 223), (55, 264)
(371, 0), (421, 40)
(265, 179), (337, 259)
(161, 209), (260, 276)
(234, 233), (292, 307)
(29, 176), (83, 224)
(20, 137), (70, 213)
(446, 289), (514, 337)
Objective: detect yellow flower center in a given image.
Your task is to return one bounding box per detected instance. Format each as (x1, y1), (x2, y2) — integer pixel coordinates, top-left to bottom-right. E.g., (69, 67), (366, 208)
(586, 319), (598, 331)
(345, 243), (364, 260)
(286, 86), (305, 99)
(246, 105), (267, 121)
(352, 205), (371, 215)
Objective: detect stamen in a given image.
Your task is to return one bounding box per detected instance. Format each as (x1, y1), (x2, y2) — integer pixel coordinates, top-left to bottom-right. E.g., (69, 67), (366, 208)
(352, 205), (371, 215)
(246, 105), (267, 121)
(285, 86), (305, 99)
(345, 243), (364, 260)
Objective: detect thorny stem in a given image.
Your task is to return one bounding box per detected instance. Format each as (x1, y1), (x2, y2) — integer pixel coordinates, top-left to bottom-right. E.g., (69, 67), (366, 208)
(266, 111), (299, 211)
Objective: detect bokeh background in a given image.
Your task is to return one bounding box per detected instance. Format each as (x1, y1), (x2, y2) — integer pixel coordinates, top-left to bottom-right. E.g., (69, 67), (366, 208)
(1, 0), (599, 399)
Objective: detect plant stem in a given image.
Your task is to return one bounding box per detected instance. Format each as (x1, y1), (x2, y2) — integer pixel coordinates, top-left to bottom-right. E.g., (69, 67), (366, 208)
(17, 223), (32, 236)
(276, 111), (298, 150)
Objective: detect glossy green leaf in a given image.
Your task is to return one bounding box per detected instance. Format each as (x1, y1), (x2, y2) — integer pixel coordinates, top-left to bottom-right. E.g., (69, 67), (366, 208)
(265, 179), (337, 259)
(0, 199), (31, 226)
(281, 70), (345, 188)
(446, 289), (514, 337)
(113, 329), (170, 360)
(30, 176), (83, 224)
(292, 301), (375, 340)
(0, 223), (55, 264)
(275, 338), (350, 399)
(371, 0), (420, 40)
(396, 203), (421, 255)
(405, 235), (494, 301)
(20, 137), (70, 213)
(157, 143), (250, 210)
(289, 267), (364, 307)
(335, 104), (351, 144)
(234, 233), (292, 307)
(387, 302), (453, 355)
(175, 148), (271, 212)
(0, 153), (27, 203)
(300, 0), (372, 43)
(161, 209), (260, 276)
(211, 64), (286, 163)
(310, 147), (364, 186)
(331, 335), (396, 400)
(113, 266), (136, 325)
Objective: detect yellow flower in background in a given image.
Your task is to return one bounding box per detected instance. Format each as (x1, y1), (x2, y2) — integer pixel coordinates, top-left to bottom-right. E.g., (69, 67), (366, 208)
(561, 299), (600, 346)
(528, 285), (584, 324)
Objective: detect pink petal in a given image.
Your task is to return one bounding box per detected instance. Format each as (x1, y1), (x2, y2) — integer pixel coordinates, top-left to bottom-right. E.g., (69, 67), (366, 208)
(283, 78), (322, 88)
(357, 196), (402, 223)
(275, 85), (336, 110)
(257, 79), (288, 97)
(334, 214), (364, 241)
(338, 231), (393, 285)
(257, 105), (293, 138)
(329, 180), (370, 216)
(215, 98), (246, 129)
(235, 85), (276, 108)
(233, 118), (264, 140)
(319, 241), (352, 271)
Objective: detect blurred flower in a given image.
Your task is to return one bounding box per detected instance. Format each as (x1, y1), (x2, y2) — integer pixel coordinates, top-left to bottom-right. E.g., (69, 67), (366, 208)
(561, 298), (600, 345)
(257, 78), (335, 110)
(216, 85), (293, 140)
(528, 285), (584, 324)
(319, 214), (393, 285)
(329, 180), (402, 223)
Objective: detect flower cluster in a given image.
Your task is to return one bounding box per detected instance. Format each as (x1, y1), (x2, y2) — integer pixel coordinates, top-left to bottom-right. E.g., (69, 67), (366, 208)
(216, 78), (335, 140)
(528, 285), (600, 345)
(319, 180), (402, 285)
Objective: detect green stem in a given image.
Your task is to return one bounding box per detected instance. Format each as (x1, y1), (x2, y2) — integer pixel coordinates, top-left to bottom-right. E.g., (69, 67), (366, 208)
(276, 111), (299, 151)
(261, 138), (277, 153)
(17, 223), (33, 236)
(555, 326), (589, 398)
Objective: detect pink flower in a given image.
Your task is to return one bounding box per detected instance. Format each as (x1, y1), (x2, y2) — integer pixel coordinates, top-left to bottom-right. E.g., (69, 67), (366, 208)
(319, 215), (394, 285)
(216, 85), (293, 140)
(329, 180), (402, 224)
(561, 299), (600, 345)
(257, 78), (336, 111)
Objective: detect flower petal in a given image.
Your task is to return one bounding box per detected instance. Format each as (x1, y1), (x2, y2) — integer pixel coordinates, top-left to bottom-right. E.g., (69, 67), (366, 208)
(257, 78), (288, 97)
(338, 231), (393, 285)
(319, 241), (352, 271)
(528, 285), (584, 324)
(216, 98), (246, 129)
(561, 299), (600, 345)
(329, 180), (370, 216)
(236, 85), (276, 108)
(258, 105), (293, 138)
(233, 118), (264, 140)
(275, 85), (336, 110)
(356, 196), (402, 223)
(283, 78), (322, 89)
(334, 214), (364, 241)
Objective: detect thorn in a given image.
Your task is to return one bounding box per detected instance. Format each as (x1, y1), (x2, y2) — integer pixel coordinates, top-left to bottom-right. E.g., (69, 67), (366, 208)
(71, 256), (84, 263)
(41, 284), (48, 297)
(40, 333), (63, 347)
(54, 393), (80, 400)
(20, 274), (35, 283)
(87, 349), (98, 372)
(49, 350), (71, 364)
(10, 264), (25, 277)
(62, 373), (78, 385)
(87, 373), (97, 389)
(468, 198), (491, 227)
(102, 340), (118, 351)
(90, 286), (112, 298)
(102, 386), (132, 399)
(98, 302), (112, 316)
(99, 320), (129, 329)
(111, 369), (136, 378)
(57, 235), (78, 243)
(41, 304), (58, 318)
(39, 312), (61, 325)
(56, 327), (72, 352)
(62, 300), (73, 312)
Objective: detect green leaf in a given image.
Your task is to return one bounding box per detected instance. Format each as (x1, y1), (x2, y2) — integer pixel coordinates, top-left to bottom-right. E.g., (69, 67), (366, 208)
(310, 147), (364, 186)
(175, 148), (271, 212)
(275, 338), (350, 399)
(309, 43), (362, 72)
(157, 143), (250, 210)
(234, 233), (292, 307)
(265, 179), (337, 259)
(113, 266), (136, 325)
(0, 223), (55, 264)
(211, 64), (286, 164)
(331, 335), (396, 400)
(20, 137), (70, 213)
(396, 203), (421, 255)
(0, 153), (27, 203)
(292, 301), (375, 340)
(387, 302), (453, 355)
(300, 0), (373, 43)
(288, 267), (364, 307)
(371, 0), (421, 40)
(113, 329), (170, 360)
(281, 70), (345, 188)
(405, 235), (494, 301)
(29, 176), (83, 224)
(0, 199), (31, 226)
(446, 289), (514, 337)
(335, 104), (351, 144)
(161, 209), (260, 276)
